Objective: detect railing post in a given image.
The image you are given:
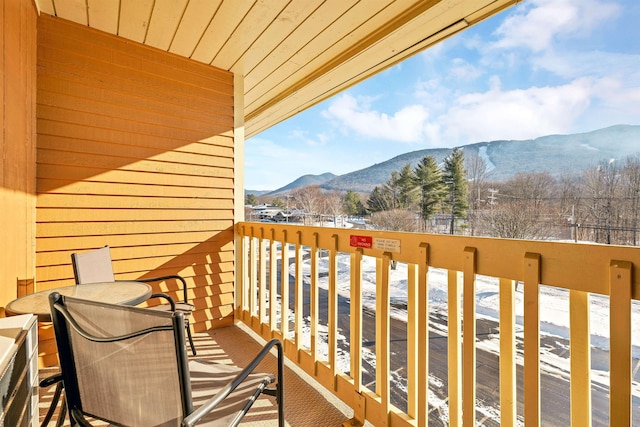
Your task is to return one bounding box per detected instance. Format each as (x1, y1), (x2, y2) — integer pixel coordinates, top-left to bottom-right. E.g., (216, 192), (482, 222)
(345, 247), (365, 427)
(524, 252), (541, 426)
(463, 247), (477, 427)
(609, 260), (632, 426)
(408, 243), (429, 427)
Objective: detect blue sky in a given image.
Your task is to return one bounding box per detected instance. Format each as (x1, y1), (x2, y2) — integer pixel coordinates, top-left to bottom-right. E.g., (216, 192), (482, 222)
(245, 0), (640, 191)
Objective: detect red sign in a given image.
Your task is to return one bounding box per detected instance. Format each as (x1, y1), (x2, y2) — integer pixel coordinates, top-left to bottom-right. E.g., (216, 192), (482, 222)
(350, 235), (372, 249)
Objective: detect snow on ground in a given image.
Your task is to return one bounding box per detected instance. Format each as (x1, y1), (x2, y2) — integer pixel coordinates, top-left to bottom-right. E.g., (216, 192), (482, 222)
(295, 251), (640, 358)
(280, 246), (639, 424)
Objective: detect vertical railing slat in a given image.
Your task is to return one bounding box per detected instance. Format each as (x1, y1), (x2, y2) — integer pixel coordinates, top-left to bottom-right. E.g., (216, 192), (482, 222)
(310, 232), (319, 361)
(524, 252), (541, 426)
(294, 231), (303, 353)
(569, 289), (591, 426)
(609, 260), (632, 426)
(407, 263), (418, 419)
(463, 247), (477, 427)
(448, 269), (462, 427)
(281, 231), (290, 339)
(418, 243), (429, 427)
(328, 234), (339, 382)
(269, 229), (277, 332)
(249, 229), (258, 319)
(259, 229), (267, 325)
(376, 253), (391, 421)
(350, 249), (363, 392)
(499, 278), (517, 427)
(235, 226), (245, 315)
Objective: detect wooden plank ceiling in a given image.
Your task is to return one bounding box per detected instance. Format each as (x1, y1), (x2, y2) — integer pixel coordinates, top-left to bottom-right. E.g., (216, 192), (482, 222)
(34, 0), (518, 138)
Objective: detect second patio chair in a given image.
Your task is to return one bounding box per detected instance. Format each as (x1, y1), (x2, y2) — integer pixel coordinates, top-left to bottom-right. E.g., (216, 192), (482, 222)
(48, 292), (284, 426)
(71, 245), (197, 355)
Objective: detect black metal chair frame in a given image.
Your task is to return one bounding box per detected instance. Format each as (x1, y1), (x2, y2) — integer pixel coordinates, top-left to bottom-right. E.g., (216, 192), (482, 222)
(48, 292), (285, 427)
(71, 245), (197, 355)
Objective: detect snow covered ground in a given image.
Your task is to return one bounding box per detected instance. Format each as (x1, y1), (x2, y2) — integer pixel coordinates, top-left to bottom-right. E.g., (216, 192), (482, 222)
(280, 239), (640, 425)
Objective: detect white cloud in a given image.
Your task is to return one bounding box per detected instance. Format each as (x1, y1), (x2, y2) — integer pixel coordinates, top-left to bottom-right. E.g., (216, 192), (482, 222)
(322, 93), (430, 143)
(450, 58), (482, 80)
(493, 0), (620, 52)
(439, 78), (594, 144)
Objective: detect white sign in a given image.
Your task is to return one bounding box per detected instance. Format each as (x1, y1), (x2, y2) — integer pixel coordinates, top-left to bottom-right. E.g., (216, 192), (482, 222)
(373, 238), (401, 253)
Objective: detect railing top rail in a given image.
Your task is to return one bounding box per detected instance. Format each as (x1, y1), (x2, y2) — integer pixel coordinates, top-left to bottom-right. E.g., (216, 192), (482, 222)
(237, 221), (640, 300)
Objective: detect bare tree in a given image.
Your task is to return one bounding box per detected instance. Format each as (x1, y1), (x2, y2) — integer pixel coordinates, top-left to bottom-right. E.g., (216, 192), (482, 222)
(465, 151), (489, 235)
(369, 208), (419, 233)
(620, 155), (640, 245)
(583, 161), (621, 244)
(291, 186), (323, 226)
(483, 172), (557, 240)
(322, 190), (344, 227)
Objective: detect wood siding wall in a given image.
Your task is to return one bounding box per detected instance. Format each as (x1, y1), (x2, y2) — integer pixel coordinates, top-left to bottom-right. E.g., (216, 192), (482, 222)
(0, 0), (37, 313)
(36, 15), (236, 334)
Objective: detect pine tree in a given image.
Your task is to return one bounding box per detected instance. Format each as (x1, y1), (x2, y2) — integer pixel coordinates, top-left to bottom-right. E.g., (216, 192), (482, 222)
(413, 155), (445, 229)
(367, 186), (392, 212)
(443, 148), (469, 234)
(397, 163), (418, 209)
(343, 190), (365, 216)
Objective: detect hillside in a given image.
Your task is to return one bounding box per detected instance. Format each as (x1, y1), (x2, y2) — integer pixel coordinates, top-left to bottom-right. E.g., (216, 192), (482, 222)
(251, 125), (640, 195)
(270, 172), (337, 193)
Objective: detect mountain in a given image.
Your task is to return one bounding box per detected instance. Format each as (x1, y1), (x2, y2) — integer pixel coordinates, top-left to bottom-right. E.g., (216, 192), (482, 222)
(252, 125), (640, 195)
(271, 172), (337, 194)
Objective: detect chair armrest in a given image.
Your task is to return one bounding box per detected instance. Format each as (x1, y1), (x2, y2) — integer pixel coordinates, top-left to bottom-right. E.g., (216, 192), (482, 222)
(136, 275), (188, 304)
(149, 293), (176, 311)
(182, 339), (285, 427)
(39, 372), (63, 388)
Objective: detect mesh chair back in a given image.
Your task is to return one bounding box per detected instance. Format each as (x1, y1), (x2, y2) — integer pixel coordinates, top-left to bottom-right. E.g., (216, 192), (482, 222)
(71, 246), (116, 284)
(50, 293), (192, 426)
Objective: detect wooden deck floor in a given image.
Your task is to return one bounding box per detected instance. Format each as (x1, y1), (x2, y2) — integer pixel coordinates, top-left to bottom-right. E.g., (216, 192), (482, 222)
(38, 322), (355, 426)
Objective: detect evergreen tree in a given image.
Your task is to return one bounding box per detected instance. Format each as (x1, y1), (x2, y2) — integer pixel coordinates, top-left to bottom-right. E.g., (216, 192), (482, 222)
(442, 148), (469, 234)
(413, 155), (445, 228)
(343, 190), (366, 216)
(245, 193), (258, 206)
(367, 186), (391, 212)
(383, 171), (402, 209)
(397, 163), (418, 208)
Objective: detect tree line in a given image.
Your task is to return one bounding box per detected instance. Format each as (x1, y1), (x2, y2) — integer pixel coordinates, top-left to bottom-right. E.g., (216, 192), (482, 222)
(247, 151), (640, 246)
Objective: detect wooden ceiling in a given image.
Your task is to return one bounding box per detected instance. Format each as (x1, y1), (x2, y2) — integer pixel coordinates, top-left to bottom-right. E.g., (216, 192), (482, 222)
(34, 0), (518, 138)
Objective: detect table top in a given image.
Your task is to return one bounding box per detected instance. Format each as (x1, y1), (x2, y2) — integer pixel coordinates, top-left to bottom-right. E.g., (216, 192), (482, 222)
(5, 281), (152, 322)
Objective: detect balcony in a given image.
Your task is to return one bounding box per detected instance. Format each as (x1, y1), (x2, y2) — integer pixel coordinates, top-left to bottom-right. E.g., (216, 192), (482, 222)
(30, 222), (640, 426)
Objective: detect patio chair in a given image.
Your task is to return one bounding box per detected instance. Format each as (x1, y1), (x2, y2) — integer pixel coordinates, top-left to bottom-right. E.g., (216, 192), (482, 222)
(71, 245), (197, 355)
(48, 292), (285, 427)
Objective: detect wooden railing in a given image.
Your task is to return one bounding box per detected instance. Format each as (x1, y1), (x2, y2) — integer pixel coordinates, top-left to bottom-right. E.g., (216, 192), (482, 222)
(235, 222), (639, 426)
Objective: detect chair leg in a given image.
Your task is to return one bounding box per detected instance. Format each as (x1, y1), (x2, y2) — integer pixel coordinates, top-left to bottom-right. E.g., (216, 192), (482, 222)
(186, 324), (197, 356)
(40, 382), (63, 427)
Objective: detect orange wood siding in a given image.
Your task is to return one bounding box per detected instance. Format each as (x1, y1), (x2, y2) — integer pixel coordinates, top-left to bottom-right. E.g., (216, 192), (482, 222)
(0, 0), (37, 313)
(35, 14), (236, 333)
